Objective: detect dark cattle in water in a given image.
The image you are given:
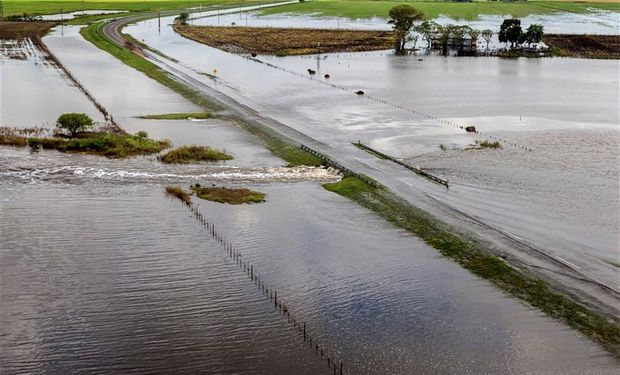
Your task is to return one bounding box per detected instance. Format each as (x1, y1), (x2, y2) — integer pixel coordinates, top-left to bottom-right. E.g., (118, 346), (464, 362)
(465, 126), (476, 133)
(356, 90), (364, 95)
(308, 69), (316, 75)
(324, 74), (330, 78)
(251, 53), (257, 57)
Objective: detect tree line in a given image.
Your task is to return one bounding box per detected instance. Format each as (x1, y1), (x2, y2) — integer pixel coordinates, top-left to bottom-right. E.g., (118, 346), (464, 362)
(388, 5), (544, 55)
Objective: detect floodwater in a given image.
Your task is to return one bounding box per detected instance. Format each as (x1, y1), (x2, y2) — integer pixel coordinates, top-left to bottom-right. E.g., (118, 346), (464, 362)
(0, 39), (104, 127)
(2, 176), (619, 374)
(40, 10), (128, 21)
(126, 13), (620, 277)
(2, 9), (620, 375)
(192, 8), (620, 35)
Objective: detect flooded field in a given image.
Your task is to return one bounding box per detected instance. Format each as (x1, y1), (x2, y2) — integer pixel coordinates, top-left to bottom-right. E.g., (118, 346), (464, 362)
(0, 39), (104, 127)
(2, 176), (618, 374)
(126, 14), (620, 276)
(192, 8), (620, 35)
(1, 6), (619, 375)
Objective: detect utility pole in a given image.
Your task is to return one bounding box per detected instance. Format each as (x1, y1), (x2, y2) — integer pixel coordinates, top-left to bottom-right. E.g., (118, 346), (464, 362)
(0, 1), (4, 23)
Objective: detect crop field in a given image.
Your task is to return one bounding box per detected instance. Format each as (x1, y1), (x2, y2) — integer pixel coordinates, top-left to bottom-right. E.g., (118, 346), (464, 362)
(2, 0), (260, 16)
(175, 25), (395, 55)
(261, 0), (620, 20)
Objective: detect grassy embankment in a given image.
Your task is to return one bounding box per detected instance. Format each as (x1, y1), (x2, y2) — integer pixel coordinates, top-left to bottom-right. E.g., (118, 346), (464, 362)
(324, 176), (620, 356)
(175, 25), (394, 56)
(261, 0), (620, 20)
(80, 21), (322, 167)
(158, 145), (232, 163)
(192, 185), (266, 204)
(138, 113), (211, 120)
(0, 128), (171, 158)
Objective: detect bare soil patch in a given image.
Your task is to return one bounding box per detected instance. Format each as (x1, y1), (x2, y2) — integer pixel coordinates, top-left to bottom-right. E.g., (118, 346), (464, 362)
(544, 34), (620, 59)
(175, 25), (394, 56)
(0, 22), (57, 39)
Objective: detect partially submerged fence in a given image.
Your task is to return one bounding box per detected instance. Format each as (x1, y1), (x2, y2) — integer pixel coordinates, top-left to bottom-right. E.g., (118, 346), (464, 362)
(354, 142), (449, 188)
(173, 197), (349, 375)
(248, 55), (533, 153)
(34, 36), (123, 133)
(300, 144), (380, 188)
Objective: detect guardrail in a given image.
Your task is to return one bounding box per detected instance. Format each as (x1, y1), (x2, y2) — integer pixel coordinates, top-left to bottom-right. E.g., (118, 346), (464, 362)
(354, 142), (449, 188)
(300, 144), (380, 188)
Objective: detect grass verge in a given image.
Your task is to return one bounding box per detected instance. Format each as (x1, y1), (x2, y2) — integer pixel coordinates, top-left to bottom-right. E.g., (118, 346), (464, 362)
(324, 176), (620, 356)
(80, 21), (222, 112)
(165, 185), (192, 204)
(191, 185), (265, 204)
(138, 112), (210, 120)
(158, 145), (232, 163)
(227, 117), (324, 167)
(81, 20), (323, 167)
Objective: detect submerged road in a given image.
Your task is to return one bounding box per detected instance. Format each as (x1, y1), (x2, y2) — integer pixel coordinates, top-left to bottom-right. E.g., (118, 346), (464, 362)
(95, 5), (619, 319)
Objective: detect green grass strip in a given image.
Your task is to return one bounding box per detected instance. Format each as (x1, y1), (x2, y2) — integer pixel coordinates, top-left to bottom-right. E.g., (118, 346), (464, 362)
(324, 176), (620, 357)
(138, 112), (211, 120)
(80, 20), (322, 167)
(80, 22), (222, 111)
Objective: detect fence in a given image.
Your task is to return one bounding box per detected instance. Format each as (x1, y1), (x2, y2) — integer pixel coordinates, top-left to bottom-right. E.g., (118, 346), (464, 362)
(171, 196), (349, 375)
(34, 36), (124, 133)
(246, 55), (533, 153)
(354, 142), (449, 188)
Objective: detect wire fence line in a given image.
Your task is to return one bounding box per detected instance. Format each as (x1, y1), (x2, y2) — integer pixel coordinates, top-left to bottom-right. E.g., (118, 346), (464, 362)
(34, 36), (124, 133)
(169, 196), (349, 375)
(247, 55), (534, 152)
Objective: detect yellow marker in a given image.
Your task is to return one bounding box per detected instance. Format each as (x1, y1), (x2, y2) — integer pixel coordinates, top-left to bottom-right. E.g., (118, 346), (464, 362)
(213, 69), (217, 76)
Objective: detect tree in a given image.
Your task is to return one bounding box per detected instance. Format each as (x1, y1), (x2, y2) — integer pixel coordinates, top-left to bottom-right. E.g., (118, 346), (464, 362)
(524, 24), (544, 46)
(175, 12), (189, 25)
(481, 29), (493, 54)
(56, 113), (94, 136)
(452, 25), (471, 53)
(498, 19), (522, 48)
(414, 20), (438, 50)
(436, 24), (456, 56)
(388, 5), (425, 54)
(469, 29), (480, 51)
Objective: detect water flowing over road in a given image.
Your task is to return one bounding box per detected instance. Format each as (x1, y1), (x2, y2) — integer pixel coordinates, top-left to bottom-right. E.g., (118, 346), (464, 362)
(2, 3), (619, 374)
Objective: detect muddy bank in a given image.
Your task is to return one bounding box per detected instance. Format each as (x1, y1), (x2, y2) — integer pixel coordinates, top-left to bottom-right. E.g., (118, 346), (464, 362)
(174, 25), (394, 56)
(0, 22), (57, 39)
(544, 34), (620, 59)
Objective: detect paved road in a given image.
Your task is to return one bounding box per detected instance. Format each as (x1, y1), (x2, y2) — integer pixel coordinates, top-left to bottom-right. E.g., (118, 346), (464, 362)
(97, 5), (620, 318)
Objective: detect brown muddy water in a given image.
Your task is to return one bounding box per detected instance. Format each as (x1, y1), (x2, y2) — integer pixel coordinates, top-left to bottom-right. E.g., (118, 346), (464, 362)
(125, 14), (620, 286)
(1, 17), (619, 375)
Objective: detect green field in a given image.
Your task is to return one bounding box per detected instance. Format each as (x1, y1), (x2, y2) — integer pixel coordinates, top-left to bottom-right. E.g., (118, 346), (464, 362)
(3, 0), (260, 16)
(261, 0), (620, 20)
